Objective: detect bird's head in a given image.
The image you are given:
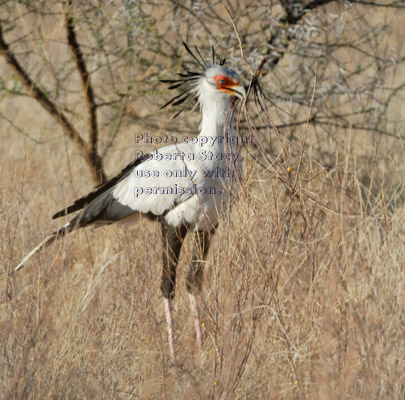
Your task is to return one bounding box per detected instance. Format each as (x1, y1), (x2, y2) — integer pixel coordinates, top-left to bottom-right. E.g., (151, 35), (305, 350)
(160, 43), (245, 117)
(201, 66), (246, 101)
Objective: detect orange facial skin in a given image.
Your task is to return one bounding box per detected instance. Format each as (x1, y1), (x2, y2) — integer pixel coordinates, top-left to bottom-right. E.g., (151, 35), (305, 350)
(214, 75), (240, 95)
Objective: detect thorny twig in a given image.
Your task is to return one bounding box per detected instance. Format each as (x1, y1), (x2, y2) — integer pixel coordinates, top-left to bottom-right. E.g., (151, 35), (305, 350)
(223, 5), (254, 76)
(223, 7), (360, 219)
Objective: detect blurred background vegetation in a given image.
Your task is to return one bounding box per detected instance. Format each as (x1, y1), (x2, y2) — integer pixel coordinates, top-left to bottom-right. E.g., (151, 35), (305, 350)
(0, 1), (403, 399)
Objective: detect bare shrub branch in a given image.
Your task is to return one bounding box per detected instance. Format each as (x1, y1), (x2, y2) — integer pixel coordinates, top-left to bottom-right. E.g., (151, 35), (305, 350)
(0, 16), (106, 184)
(64, 1), (100, 173)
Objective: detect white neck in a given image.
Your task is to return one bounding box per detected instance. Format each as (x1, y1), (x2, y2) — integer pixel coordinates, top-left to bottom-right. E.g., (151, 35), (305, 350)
(195, 78), (242, 180)
(197, 79), (233, 140)
(199, 96), (232, 138)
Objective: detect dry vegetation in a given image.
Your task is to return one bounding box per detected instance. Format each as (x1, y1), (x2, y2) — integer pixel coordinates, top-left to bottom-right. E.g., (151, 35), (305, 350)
(0, 1), (404, 399)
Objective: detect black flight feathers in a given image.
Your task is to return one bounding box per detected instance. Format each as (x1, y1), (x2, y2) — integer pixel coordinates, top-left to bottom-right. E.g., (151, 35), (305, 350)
(52, 155), (148, 219)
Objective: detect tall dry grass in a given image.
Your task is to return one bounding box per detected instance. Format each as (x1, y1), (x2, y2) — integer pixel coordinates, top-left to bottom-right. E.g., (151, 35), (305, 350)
(0, 2), (404, 400)
(1, 119), (403, 399)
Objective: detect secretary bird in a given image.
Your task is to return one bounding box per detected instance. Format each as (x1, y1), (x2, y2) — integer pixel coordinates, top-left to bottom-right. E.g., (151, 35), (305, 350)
(13, 43), (246, 360)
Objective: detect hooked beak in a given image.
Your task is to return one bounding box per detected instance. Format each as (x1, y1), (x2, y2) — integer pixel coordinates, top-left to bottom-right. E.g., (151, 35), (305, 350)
(233, 84), (246, 100)
(219, 84), (246, 100)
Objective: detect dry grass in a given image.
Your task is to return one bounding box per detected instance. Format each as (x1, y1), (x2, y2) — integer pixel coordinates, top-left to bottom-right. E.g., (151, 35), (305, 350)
(0, 2), (404, 400)
(1, 125), (403, 399)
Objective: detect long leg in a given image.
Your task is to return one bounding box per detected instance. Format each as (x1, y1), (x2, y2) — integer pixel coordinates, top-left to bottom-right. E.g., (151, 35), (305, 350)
(161, 221), (187, 360)
(186, 228), (215, 350)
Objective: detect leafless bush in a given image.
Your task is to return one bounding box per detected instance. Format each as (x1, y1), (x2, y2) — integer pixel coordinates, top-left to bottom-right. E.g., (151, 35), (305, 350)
(0, 1), (404, 399)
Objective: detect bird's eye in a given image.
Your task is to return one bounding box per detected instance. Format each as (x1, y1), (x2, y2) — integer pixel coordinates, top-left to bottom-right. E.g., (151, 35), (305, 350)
(218, 79), (226, 85)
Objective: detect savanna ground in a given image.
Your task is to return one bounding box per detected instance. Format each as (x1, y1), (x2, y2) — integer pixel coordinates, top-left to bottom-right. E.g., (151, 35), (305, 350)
(0, 1), (404, 399)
